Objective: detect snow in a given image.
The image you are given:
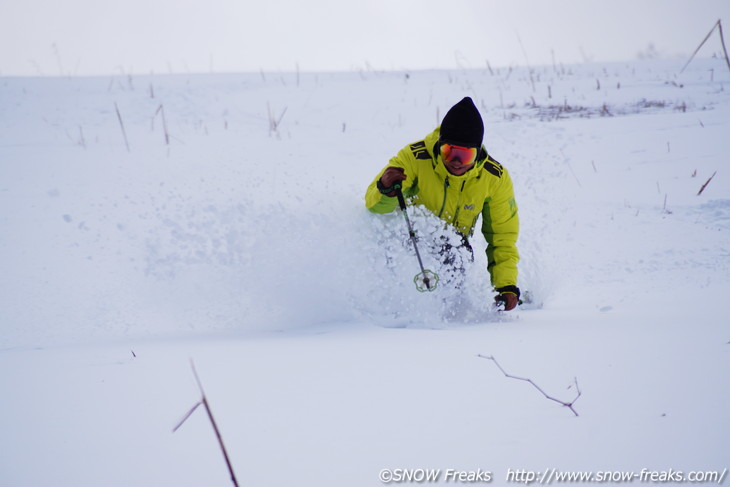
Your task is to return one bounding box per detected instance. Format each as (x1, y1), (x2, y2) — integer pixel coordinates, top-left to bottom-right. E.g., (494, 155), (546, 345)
(1, 59), (729, 486)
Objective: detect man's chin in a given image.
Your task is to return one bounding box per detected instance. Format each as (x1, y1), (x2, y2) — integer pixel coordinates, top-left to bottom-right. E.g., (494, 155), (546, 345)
(445, 164), (474, 176)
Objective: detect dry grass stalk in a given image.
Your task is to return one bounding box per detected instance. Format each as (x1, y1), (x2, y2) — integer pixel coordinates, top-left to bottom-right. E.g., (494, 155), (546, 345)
(114, 102), (130, 152)
(697, 171), (717, 196)
(680, 19), (730, 74)
(78, 126), (86, 149)
(173, 360), (240, 487)
(154, 104), (170, 145)
(663, 194), (672, 214)
(267, 103), (287, 137)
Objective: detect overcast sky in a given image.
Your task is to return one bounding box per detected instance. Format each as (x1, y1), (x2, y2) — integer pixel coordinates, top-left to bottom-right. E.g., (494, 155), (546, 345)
(2, 0), (729, 76)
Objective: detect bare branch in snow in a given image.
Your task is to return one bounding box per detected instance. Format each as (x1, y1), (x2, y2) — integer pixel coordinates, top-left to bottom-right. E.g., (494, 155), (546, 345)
(478, 354), (582, 417)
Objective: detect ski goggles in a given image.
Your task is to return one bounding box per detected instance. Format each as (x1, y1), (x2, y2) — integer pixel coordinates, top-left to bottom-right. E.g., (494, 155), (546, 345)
(439, 143), (478, 165)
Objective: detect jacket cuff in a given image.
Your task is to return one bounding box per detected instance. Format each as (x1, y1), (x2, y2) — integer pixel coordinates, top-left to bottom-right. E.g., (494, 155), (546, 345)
(376, 178), (400, 196)
(496, 285), (520, 299)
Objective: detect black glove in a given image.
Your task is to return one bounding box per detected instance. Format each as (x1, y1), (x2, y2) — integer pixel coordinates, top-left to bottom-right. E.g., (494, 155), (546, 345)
(495, 285), (521, 311)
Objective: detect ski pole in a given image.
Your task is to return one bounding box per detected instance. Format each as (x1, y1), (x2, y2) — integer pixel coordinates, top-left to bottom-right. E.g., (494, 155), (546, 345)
(394, 186), (439, 292)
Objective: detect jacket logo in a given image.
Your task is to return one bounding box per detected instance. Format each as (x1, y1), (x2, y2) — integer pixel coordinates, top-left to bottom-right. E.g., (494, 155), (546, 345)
(464, 204), (475, 211)
(410, 141), (432, 160)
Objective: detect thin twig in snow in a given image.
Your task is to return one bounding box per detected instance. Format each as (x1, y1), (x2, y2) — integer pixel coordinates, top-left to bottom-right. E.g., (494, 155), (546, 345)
(114, 102), (130, 152)
(77, 126), (86, 149)
(697, 171), (717, 196)
(173, 401), (203, 433)
(173, 360), (240, 487)
(663, 194), (672, 214)
(516, 32), (535, 92)
(681, 20), (730, 74)
(267, 103), (287, 137)
(478, 354), (582, 417)
(154, 104), (170, 145)
(560, 150), (581, 187)
(718, 20), (730, 71)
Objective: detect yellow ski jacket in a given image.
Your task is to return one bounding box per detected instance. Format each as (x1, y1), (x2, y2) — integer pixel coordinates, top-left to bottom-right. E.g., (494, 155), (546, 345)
(365, 127), (519, 289)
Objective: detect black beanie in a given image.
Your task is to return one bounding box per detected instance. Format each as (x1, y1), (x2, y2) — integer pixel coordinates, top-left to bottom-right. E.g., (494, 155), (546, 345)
(440, 97), (484, 147)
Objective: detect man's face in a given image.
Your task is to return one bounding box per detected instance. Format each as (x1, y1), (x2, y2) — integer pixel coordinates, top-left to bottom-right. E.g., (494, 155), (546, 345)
(443, 157), (475, 176)
(440, 143), (478, 176)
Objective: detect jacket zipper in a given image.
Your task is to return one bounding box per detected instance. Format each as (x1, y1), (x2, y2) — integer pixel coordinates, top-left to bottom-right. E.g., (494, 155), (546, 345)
(452, 180), (467, 225)
(438, 177), (467, 226)
(438, 177), (450, 218)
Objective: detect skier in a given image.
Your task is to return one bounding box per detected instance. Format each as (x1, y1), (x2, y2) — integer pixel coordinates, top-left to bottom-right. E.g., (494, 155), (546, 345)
(365, 97), (521, 310)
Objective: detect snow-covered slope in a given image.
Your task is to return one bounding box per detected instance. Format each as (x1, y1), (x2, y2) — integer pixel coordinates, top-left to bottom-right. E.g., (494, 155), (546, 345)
(1, 59), (728, 486)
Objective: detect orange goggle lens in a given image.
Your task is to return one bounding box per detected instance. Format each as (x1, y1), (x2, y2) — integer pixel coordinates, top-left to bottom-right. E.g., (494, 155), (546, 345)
(440, 143), (478, 165)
